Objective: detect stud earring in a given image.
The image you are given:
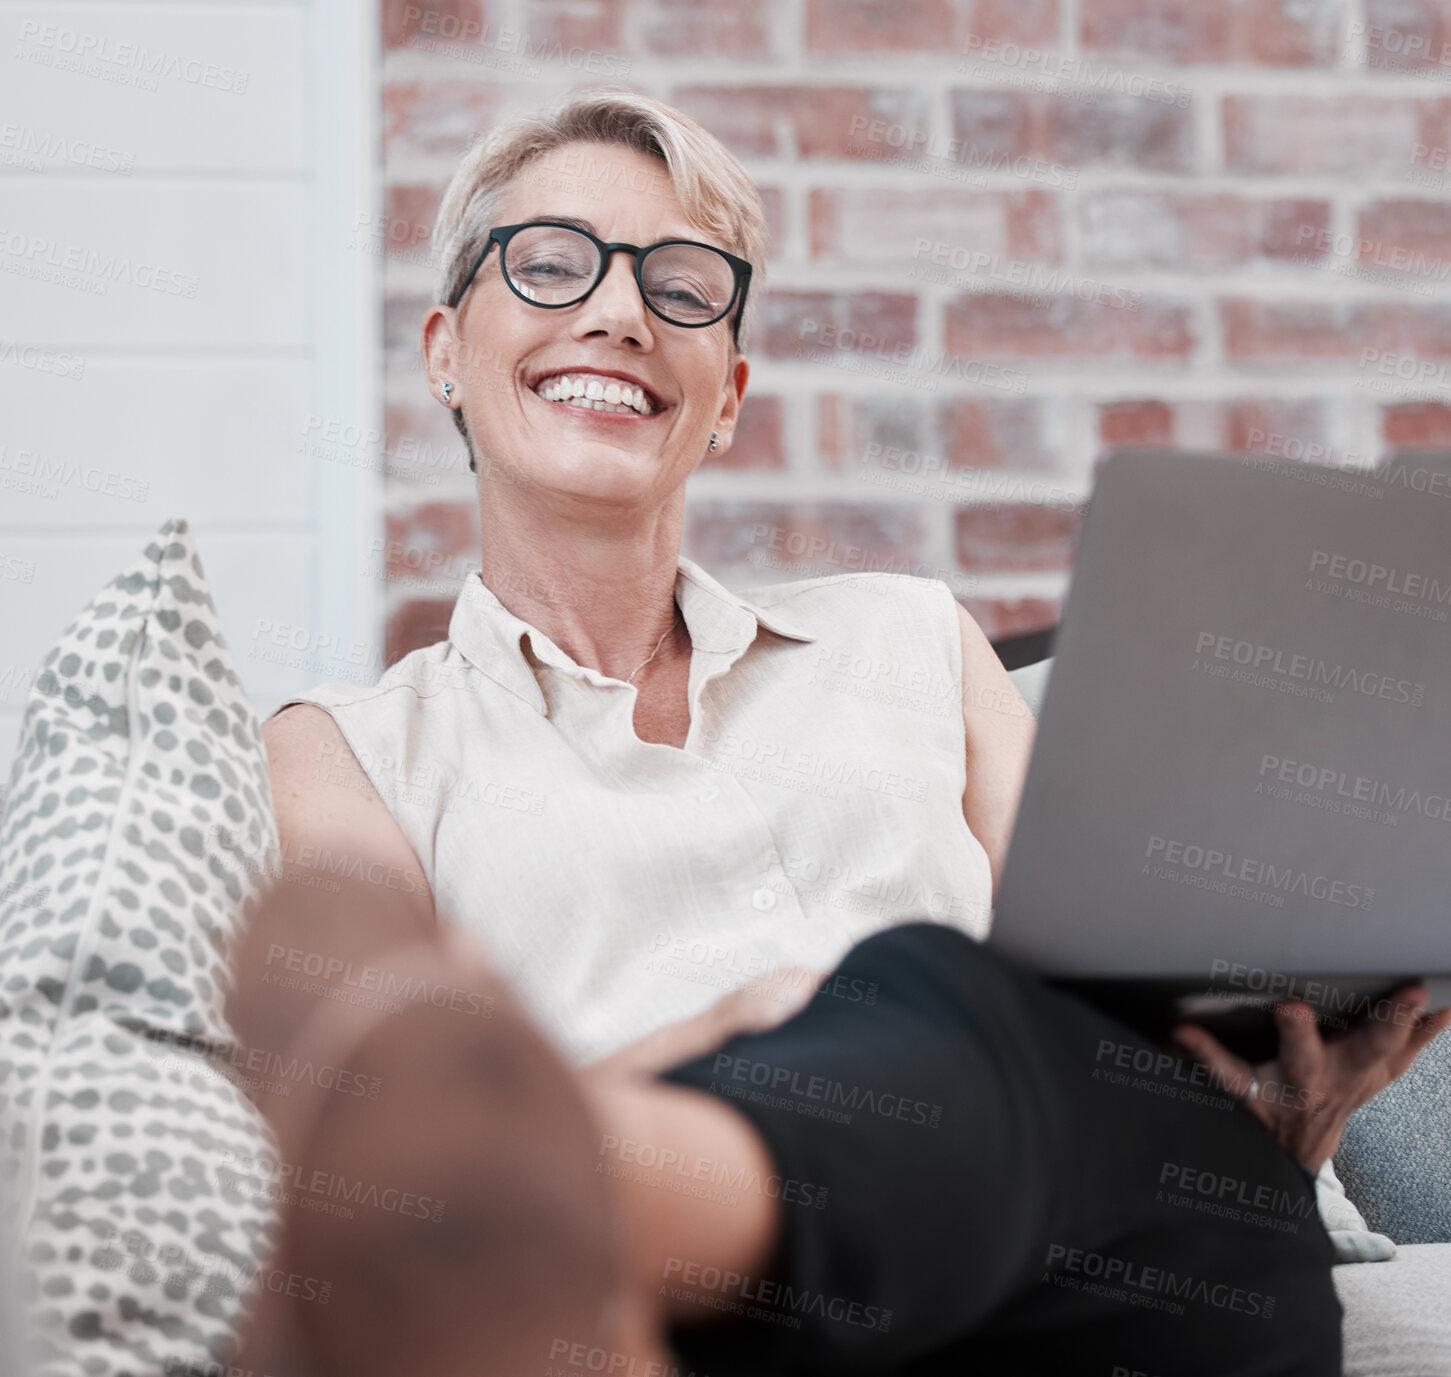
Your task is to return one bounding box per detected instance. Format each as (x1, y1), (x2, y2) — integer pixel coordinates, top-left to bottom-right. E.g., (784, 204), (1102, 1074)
(441, 380), (454, 405)
(708, 431), (718, 453)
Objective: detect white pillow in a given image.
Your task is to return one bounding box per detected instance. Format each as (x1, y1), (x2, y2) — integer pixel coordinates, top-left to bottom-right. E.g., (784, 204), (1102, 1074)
(1317, 1158), (1396, 1264)
(0, 519), (281, 1374)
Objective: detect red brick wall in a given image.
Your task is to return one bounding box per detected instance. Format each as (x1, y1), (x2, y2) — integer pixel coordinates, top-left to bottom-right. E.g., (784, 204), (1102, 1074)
(376, 0), (1451, 662)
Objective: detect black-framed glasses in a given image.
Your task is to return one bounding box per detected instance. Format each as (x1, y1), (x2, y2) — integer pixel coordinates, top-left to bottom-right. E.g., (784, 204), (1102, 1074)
(447, 220), (753, 344)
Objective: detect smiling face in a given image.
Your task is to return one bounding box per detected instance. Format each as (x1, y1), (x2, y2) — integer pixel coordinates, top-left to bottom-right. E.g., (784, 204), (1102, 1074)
(424, 140), (750, 517)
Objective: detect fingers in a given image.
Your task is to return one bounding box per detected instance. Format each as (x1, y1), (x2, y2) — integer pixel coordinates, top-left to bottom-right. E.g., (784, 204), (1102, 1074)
(1169, 1024), (1257, 1102)
(583, 969), (829, 1081)
(1391, 999), (1451, 1077)
(1415, 1003), (1451, 1049)
(1336, 985), (1429, 1087)
(724, 967), (823, 1034)
(1361, 984), (1428, 1061)
(1172, 992), (1450, 1174)
(1272, 1001), (1325, 1091)
(760, 967), (826, 1023)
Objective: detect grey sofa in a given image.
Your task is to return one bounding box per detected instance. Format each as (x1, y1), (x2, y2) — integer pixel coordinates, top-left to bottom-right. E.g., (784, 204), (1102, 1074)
(1006, 658), (1451, 1377)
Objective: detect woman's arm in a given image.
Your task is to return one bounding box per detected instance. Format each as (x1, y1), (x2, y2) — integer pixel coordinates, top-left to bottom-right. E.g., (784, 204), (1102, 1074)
(954, 601), (1037, 901)
(261, 704), (436, 924)
(229, 705), (438, 1054)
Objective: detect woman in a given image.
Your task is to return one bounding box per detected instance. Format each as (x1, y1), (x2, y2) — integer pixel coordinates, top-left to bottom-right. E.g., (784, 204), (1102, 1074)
(264, 86), (1030, 1066)
(253, 86), (1445, 1372)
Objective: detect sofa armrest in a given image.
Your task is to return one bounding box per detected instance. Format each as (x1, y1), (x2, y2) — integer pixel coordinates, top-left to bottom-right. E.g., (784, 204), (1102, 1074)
(991, 626), (1057, 672)
(1006, 657), (1053, 721)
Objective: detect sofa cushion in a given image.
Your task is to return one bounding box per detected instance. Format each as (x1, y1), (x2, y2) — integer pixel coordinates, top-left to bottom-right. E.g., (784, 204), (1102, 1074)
(0, 519), (280, 1375)
(1336, 1030), (1451, 1246)
(1335, 1242), (1451, 1376)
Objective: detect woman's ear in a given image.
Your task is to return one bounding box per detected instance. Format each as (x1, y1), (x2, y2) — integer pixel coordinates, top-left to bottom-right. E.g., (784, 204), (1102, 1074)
(712, 352), (750, 454)
(421, 304), (464, 405)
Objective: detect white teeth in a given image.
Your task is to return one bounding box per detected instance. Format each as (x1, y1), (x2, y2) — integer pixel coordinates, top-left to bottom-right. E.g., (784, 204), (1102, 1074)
(533, 372), (656, 415)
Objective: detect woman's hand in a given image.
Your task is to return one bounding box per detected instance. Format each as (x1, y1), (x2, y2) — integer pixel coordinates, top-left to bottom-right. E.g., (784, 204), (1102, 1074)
(1170, 984), (1451, 1174)
(585, 966), (825, 1081)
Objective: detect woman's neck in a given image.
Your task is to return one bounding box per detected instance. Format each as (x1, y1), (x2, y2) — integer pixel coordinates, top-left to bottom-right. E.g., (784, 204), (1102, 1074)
(476, 505), (687, 683)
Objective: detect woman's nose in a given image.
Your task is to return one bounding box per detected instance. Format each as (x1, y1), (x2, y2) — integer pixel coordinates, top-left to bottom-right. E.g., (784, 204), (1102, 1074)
(573, 249), (654, 342)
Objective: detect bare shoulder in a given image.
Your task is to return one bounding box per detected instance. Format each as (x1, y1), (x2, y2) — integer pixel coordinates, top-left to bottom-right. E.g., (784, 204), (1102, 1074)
(952, 601), (1036, 745)
(952, 601), (1037, 896)
(231, 706), (439, 1055)
(261, 704), (436, 929)
(263, 704), (375, 815)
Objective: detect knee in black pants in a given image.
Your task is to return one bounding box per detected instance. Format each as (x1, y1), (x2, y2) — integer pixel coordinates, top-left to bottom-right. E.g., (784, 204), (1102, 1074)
(667, 919), (1344, 1377)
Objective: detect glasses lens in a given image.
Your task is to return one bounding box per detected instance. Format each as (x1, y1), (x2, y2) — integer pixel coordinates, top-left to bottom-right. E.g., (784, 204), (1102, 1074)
(500, 226), (739, 324)
(503, 225), (600, 303)
(641, 243), (737, 325)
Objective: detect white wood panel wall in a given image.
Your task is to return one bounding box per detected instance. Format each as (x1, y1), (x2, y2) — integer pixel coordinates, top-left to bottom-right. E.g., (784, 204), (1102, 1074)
(0, 0), (381, 776)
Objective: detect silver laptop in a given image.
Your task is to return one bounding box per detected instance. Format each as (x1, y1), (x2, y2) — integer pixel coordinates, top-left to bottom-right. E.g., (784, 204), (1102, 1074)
(989, 447), (1451, 1058)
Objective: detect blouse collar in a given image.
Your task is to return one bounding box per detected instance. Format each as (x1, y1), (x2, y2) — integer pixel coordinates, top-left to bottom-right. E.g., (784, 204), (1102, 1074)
(447, 554), (817, 715)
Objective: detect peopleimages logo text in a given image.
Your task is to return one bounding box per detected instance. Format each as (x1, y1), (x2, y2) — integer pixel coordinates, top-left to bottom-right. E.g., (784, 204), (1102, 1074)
(16, 21), (250, 93)
(710, 1054), (942, 1126)
(1259, 753), (1451, 822)
(1194, 632), (1426, 707)
(662, 1257), (891, 1332)
(1309, 550), (1451, 613)
(1045, 1244), (1274, 1319)
(1145, 836), (1373, 911)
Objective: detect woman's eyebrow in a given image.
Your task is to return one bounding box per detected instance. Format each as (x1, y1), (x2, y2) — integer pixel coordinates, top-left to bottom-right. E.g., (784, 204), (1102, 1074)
(525, 214), (705, 244)
(526, 214), (596, 233)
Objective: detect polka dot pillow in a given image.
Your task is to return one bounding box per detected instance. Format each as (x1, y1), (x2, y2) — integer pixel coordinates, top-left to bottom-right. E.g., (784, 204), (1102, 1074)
(0, 519), (282, 1376)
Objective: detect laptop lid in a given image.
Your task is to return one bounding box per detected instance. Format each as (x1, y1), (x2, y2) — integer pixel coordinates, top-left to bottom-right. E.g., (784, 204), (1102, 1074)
(990, 447), (1451, 989)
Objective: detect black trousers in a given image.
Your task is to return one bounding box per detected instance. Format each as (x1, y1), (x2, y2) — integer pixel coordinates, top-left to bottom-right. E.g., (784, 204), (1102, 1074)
(660, 922), (1343, 1377)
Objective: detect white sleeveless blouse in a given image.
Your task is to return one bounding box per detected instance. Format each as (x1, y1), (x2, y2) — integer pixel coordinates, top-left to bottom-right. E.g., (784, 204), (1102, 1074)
(272, 557), (994, 1063)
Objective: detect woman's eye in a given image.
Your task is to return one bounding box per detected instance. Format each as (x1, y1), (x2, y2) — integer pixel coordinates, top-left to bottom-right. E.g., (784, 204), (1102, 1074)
(655, 281), (711, 308)
(516, 258), (588, 280)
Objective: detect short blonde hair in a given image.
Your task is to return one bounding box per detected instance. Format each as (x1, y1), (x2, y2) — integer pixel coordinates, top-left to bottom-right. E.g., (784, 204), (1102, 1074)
(430, 86), (768, 464)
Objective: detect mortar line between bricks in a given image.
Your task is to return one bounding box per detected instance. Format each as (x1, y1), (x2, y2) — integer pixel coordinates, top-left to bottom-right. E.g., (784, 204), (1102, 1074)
(378, 62), (1451, 101)
(736, 373), (1451, 399)
(1194, 82), (1221, 176)
(785, 377), (814, 479)
(378, 376), (1451, 404)
(374, 568), (1070, 597)
(1060, 0), (1080, 60)
(379, 341), (1451, 379)
(1194, 292), (1224, 376)
(1111, 67), (1451, 95)
(1341, 0), (1371, 67)
(780, 0), (803, 68)
(680, 471), (1094, 499)
(1326, 393), (1364, 468)
(1328, 197), (1359, 252)
(1059, 165), (1082, 281)
(1347, 378), (1390, 460)
(923, 487), (954, 586)
(781, 173), (809, 266)
(379, 158), (1449, 195)
(383, 266), (1451, 298)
